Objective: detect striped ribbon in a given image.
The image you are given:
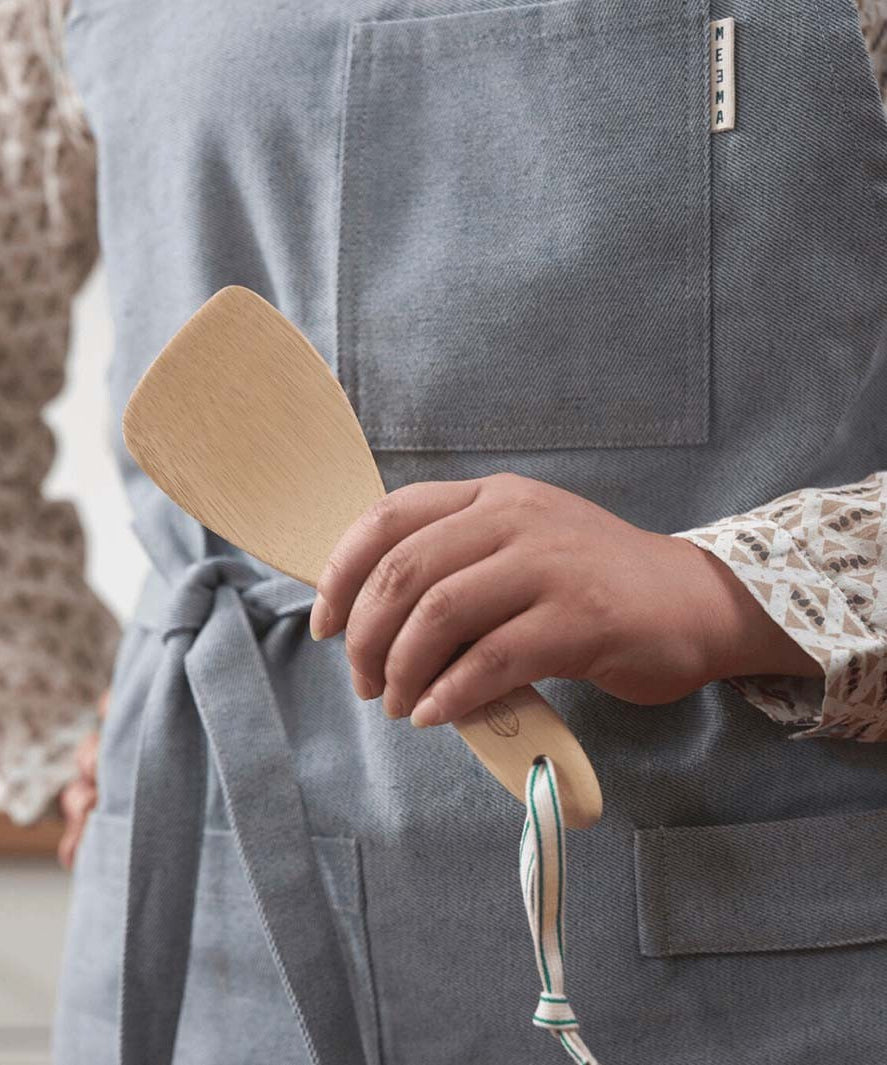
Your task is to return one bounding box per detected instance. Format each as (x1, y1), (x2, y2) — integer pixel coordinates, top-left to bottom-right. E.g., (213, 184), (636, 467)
(519, 756), (601, 1065)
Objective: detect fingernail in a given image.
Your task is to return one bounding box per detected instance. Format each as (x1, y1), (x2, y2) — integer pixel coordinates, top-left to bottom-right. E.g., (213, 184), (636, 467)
(411, 695), (438, 728)
(351, 668), (376, 701)
(309, 594), (331, 640)
(383, 693), (405, 719)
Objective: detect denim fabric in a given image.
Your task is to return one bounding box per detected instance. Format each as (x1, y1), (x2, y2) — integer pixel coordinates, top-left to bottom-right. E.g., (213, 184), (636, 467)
(54, 1), (887, 1063)
(635, 808), (887, 956)
(337, 0), (711, 449)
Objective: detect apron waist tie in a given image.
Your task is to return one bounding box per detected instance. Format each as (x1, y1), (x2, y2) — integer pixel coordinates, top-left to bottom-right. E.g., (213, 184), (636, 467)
(520, 756), (601, 1065)
(119, 558), (367, 1065)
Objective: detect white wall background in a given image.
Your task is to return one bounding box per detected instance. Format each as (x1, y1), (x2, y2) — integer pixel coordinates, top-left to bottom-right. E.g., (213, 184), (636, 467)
(0, 263), (140, 1064)
(0, 863), (74, 1065)
(45, 263), (149, 620)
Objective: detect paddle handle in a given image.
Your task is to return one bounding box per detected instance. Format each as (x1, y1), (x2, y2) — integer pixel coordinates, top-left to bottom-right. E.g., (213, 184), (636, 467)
(430, 643), (601, 828)
(453, 684), (602, 830)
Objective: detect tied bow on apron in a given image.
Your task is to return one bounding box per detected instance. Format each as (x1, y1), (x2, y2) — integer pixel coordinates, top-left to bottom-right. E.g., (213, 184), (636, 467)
(118, 554), (368, 1065)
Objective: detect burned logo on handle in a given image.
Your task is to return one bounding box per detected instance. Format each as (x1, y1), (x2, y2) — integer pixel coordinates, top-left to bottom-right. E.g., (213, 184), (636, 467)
(482, 699), (520, 738)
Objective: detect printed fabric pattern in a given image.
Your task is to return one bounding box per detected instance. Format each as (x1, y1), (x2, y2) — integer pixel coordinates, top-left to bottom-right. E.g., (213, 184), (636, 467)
(0, 0), (118, 822)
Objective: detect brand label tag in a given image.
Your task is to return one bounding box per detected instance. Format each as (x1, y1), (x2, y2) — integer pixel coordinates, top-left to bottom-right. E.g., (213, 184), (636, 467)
(710, 18), (736, 132)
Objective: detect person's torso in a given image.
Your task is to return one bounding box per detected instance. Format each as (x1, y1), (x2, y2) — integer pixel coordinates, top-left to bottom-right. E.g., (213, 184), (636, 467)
(58, 3), (887, 1063)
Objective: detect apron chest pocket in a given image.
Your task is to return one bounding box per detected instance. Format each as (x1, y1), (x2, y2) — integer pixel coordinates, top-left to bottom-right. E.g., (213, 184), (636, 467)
(337, 0), (711, 452)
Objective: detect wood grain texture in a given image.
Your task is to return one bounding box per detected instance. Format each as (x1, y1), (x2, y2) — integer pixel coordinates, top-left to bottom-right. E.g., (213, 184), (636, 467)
(124, 287), (602, 828)
(124, 287), (385, 586)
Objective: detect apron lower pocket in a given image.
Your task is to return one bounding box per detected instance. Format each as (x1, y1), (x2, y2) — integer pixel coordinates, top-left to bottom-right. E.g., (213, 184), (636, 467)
(634, 806), (887, 958)
(53, 813), (382, 1065)
(337, 0), (712, 452)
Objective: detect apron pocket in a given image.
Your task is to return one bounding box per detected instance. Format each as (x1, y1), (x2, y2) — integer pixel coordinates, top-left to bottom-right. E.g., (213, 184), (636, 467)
(311, 836), (384, 1065)
(53, 814), (382, 1065)
(634, 806), (887, 957)
(337, 0), (711, 452)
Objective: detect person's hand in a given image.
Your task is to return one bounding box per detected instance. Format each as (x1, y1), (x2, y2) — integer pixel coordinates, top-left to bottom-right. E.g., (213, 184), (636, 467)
(308, 473), (821, 727)
(57, 690), (107, 869)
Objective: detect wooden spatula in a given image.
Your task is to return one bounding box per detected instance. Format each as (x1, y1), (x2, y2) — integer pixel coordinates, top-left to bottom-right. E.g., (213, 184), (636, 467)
(123, 286), (602, 829)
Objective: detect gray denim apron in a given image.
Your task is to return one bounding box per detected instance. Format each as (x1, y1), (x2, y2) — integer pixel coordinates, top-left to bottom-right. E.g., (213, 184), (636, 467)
(53, 1), (887, 1063)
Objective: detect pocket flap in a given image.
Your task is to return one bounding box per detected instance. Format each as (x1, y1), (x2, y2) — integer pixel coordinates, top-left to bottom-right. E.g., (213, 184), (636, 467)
(634, 807), (887, 957)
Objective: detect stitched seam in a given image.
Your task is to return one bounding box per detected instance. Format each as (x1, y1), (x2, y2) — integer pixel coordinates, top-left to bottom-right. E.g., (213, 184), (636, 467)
(352, 838), (385, 1065)
(662, 827), (672, 956)
(668, 928), (887, 955)
(700, 0), (712, 441)
(351, 45), (372, 424)
(359, 418), (694, 432)
(338, 30), (371, 421)
(358, 14), (680, 58)
(662, 804), (887, 842)
(357, 431), (709, 450)
(333, 24), (356, 385)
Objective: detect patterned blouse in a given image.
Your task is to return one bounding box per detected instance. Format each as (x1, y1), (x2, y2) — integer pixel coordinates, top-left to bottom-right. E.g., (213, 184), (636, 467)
(1, 0), (886, 822)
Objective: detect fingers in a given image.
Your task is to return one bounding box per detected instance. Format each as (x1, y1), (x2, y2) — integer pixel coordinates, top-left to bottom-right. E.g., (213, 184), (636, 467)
(58, 689), (108, 869)
(59, 777), (97, 824)
(409, 606), (556, 727)
(379, 548), (537, 718)
(344, 513), (510, 700)
(58, 815), (91, 871)
(58, 821), (80, 870)
(57, 778), (97, 870)
(76, 730), (100, 783)
(310, 479), (480, 640)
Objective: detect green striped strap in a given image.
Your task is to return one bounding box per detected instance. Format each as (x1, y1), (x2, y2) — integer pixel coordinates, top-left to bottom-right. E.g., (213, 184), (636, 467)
(519, 756), (601, 1065)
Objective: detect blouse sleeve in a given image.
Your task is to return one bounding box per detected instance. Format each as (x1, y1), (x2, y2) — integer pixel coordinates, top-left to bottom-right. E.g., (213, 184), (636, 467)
(672, 473), (887, 741)
(0, 0), (120, 823)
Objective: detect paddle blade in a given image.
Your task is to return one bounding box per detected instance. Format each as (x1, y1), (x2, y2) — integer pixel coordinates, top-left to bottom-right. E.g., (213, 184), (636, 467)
(123, 286), (385, 586)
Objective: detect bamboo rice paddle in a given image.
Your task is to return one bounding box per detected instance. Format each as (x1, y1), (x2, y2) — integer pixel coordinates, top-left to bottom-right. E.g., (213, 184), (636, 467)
(123, 286), (602, 829)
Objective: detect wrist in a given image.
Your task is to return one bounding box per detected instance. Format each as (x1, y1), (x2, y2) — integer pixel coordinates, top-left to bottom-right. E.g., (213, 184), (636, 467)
(683, 539), (823, 683)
